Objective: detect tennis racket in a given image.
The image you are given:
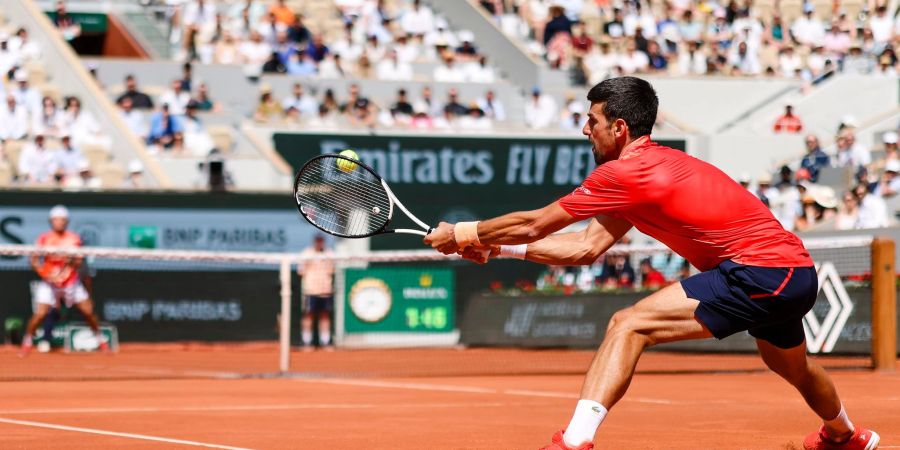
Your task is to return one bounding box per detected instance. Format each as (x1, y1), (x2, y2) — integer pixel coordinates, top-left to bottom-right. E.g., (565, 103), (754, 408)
(293, 153), (434, 238)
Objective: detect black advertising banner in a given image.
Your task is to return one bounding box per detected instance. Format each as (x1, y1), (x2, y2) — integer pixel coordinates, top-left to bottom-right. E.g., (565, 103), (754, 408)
(273, 132), (686, 249)
(0, 270), (283, 342)
(460, 287), (890, 355)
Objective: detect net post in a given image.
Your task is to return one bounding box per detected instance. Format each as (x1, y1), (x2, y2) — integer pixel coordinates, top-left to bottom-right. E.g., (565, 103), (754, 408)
(871, 237), (897, 372)
(279, 257), (292, 373)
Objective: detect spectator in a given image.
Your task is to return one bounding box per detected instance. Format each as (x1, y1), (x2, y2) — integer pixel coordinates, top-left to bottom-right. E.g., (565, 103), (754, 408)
(869, 6), (894, 46)
(192, 82), (217, 112)
(321, 88), (339, 113)
(296, 234), (335, 348)
(63, 96), (107, 149)
(11, 70), (41, 114)
(253, 88), (283, 122)
(619, 39), (650, 74)
(269, 0), (295, 25)
(123, 160), (146, 189)
(286, 48), (318, 75)
(585, 40), (619, 82)
(729, 41), (761, 75)
(795, 186), (838, 231)
(773, 104), (803, 133)
(882, 131), (899, 161)
(213, 31), (240, 64)
(239, 31), (272, 78)
(873, 160), (900, 198)
(457, 103), (492, 130)
(835, 129), (871, 168)
(639, 258), (666, 290)
(433, 53), (467, 82)
(18, 134), (55, 184)
(158, 79), (191, 116)
(376, 49), (413, 81)
(182, 100), (214, 156)
(282, 82), (318, 118)
(0, 33), (16, 78)
(823, 22), (850, 59)
(262, 51), (286, 73)
(53, 134), (83, 180)
(273, 30), (297, 66)
(524, 87), (557, 129)
(442, 88), (468, 118)
(389, 89), (414, 118)
(147, 104), (184, 150)
(63, 159), (101, 190)
(400, 0), (435, 37)
(475, 90), (506, 122)
(117, 74), (154, 109)
(799, 134), (829, 182)
(466, 55), (497, 83)
(645, 41), (667, 72)
(413, 86), (441, 118)
(855, 183), (890, 228)
(790, 6), (825, 47)
(180, 62), (194, 92)
(32, 96), (65, 139)
(287, 13), (311, 45)
(600, 254), (635, 289)
(118, 97), (147, 140)
(363, 34), (386, 63)
(10, 28), (41, 62)
(0, 95), (29, 140)
(393, 34), (419, 63)
(305, 35), (330, 63)
(307, 104), (338, 129)
(835, 190), (860, 230)
(53, 1), (81, 42)
(543, 5), (571, 46)
(843, 45), (872, 74)
(455, 30), (479, 60)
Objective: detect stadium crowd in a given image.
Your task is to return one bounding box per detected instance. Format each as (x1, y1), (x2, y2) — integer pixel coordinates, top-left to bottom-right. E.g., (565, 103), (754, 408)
(483, 0), (900, 86)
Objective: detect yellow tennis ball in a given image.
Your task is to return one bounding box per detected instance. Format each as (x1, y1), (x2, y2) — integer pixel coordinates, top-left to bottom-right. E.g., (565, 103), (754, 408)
(337, 149), (359, 173)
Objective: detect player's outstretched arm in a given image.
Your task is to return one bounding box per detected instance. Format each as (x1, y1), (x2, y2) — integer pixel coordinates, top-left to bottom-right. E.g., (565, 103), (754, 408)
(524, 215), (632, 265)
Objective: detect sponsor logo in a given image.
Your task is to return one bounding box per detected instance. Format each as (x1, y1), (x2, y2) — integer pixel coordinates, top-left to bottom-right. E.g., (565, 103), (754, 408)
(803, 262), (853, 353)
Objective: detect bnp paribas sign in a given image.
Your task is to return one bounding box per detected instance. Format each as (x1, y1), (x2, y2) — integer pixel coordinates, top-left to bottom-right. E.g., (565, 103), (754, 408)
(274, 132), (686, 250)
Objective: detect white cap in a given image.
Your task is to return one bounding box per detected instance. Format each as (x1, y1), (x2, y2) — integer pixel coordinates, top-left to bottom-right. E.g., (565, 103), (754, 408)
(738, 172), (751, 183)
(841, 115), (859, 128)
(49, 205), (69, 219)
(77, 159), (91, 172)
(811, 186), (839, 209)
(14, 70), (28, 82)
(458, 30), (474, 42)
(883, 131), (898, 144)
(758, 172), (773, 184)
(128, 159), (144, 173)
(568, 101), (585, 114)
(435, 17), (448, 29)
(886, 159), (900, 173)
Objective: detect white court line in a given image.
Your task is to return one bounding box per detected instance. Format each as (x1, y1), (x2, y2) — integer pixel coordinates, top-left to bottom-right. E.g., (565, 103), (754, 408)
(297, 379), (679, 405)
(0, 401), (522, 415)
(0, 417), (253, 450)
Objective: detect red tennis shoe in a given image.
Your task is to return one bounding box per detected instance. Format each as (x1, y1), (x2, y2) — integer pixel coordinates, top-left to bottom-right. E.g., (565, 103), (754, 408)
(803, 425), (880, 450)
(539, 430), (593, 450)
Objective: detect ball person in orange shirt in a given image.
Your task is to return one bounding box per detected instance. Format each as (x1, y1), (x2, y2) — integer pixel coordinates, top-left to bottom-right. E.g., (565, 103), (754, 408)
(21, 205), (108, 356)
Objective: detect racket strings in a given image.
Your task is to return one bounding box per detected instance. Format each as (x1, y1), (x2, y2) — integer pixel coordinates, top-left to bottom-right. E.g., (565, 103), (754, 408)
(295, 156), (392, 237)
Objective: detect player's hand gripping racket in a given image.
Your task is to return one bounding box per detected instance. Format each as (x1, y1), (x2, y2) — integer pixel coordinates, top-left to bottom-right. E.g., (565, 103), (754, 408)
(293, 153), (433, 238)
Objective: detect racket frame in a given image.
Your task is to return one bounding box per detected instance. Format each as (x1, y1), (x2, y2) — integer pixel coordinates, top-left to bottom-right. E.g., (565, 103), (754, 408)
(294, 154), (433, 238)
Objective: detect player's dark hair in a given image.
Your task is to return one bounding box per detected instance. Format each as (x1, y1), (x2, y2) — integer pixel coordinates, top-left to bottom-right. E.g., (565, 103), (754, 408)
(586, 77), (658, 138)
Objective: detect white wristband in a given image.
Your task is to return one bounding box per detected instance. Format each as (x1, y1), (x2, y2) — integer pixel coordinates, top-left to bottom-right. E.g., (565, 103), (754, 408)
(499, 244), (527, 260)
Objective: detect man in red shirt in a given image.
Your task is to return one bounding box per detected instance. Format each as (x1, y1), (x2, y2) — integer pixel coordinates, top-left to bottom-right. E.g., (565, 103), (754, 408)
(21, 205), (107, 356)
(774, 103), (804, 133)
(424, 77), (877, 450)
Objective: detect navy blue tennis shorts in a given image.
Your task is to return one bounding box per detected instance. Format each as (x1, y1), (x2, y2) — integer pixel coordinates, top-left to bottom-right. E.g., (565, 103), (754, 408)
(681, 260), (818, 349)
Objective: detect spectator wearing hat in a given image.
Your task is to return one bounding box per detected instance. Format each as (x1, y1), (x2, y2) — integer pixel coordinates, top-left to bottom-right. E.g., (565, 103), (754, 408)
(64, 159), (101, 190)
(11, 69), (41, 114)
(376, 49), (413, 81)
(738, 173), (752, 192)
(800, 134), (829, 182)
(18, 134), (55, 184)
(122, 160), (145, 189)
(795, 185), (838, 231)
(882, 131), (899, 161)
(0, 94), (29, 141)
(253, 86), (283, 122)
(874, 159), (900, 198)
(457, 103), (492, 130)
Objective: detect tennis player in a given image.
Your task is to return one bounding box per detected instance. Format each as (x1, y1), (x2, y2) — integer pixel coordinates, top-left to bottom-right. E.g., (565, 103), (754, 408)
(424, 77), (878, 450)
(20, 205), (107, 356)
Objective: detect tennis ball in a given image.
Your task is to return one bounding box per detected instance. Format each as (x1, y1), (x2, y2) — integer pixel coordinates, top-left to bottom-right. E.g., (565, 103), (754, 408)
(337, 149), (360, 173)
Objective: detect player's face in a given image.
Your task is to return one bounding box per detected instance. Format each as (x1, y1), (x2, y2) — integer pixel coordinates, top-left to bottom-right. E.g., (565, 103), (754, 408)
(50, 217), (68, 232)
(583, 103), (622, 164)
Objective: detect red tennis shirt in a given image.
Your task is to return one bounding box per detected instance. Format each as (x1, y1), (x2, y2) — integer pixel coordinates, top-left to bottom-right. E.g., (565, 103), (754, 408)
(558, 138), (813, 271)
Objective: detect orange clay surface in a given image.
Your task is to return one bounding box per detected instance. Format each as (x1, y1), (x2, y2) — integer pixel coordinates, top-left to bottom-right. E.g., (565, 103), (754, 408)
(0, 345), (896, 449)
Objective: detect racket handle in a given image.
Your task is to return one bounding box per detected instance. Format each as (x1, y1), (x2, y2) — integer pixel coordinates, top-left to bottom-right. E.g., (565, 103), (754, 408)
(475, 248), (491, 264)
(426, 227), (434, 234)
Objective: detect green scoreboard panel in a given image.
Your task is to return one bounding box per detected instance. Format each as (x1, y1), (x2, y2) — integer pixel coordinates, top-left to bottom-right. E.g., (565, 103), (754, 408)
(343, 267), (454, 334)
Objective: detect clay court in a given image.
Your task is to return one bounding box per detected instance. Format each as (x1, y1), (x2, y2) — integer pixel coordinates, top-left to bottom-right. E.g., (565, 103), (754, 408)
(1, 345), (897, 449)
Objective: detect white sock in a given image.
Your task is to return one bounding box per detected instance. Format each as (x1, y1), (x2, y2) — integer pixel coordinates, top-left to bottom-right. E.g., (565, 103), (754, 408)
(563, 399), (608, 448)
(824, 404), (854, 437)
(319, 330), (331, 346)
(301, 331), (313, 346)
